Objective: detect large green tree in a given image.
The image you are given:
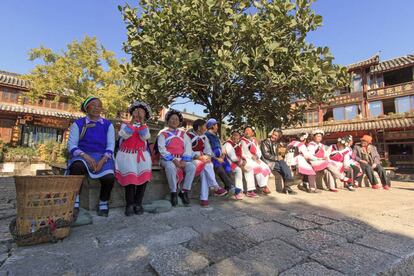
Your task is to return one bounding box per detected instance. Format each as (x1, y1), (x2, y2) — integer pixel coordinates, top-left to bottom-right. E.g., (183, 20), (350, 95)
(120, 0), (347, 128)
(25, 36), (128, 117)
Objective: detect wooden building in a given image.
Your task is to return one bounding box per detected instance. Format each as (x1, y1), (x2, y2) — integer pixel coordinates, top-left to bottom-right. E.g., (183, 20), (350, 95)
(283, 54), (414, 171)
(0, 70), (83, 147)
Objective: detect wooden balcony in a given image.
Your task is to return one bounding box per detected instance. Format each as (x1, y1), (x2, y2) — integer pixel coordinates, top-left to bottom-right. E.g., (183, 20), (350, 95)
(20, 96), (76, 112)
(367, 81), (414, 100)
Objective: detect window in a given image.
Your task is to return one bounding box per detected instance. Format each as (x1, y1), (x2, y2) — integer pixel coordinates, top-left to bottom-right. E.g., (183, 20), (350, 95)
(369, 101), (383, 117)
(376, 75), (384, 88)
(333, 108), (344, 121)
(0, 87), (19, 103)
(21, 125), (63, 147)
(9, 92), (18, 103)
(351, 71), (363, 92)
(367, 75), (373, 90)
(305, 111), (319, 124)
(323, 108), (334, 121)
(367, 74), (384, 90)
(1, 91), (10, 101)
(388, 144), (413, 156)
(383, 98), (396, 115)
(59, 102), (66, 110)
(395, 96), (414, 113)
(333, 105), (359, 121)
(384, 67), (413, 86)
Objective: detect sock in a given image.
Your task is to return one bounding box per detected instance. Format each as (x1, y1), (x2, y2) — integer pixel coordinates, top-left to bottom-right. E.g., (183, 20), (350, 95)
(74, 195), (80, 208)
(99, 200), (108, 210)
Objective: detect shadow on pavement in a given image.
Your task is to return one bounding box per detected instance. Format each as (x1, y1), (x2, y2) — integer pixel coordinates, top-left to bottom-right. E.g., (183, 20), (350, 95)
(0, 177), (413, 275)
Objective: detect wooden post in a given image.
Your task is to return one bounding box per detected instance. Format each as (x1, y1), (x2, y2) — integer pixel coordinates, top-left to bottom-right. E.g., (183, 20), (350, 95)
(383, 128), (388, 162)
(11, 118), (22, 146)
(318, 104), (323, 124)
(362, 69), (368, 118)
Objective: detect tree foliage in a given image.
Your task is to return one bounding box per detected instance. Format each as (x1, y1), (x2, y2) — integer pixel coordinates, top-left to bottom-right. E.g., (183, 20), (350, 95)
(120, 0), (348, 129)
(24, 36), (128, 117)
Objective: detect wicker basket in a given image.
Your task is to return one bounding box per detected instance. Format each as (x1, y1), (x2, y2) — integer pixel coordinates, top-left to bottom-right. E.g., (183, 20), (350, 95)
(12, 175), (84, 246)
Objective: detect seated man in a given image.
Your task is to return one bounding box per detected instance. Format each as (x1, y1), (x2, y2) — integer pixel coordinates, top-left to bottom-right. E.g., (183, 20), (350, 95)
(242, 126), (271, 194)
(223, 130), (258, 198)
(261, 128), (296, 195)
(205, 118), (242, 199)
(186, 119), (228, 208)
(353, 135), (390, 190)
(157, 109), (196, 206)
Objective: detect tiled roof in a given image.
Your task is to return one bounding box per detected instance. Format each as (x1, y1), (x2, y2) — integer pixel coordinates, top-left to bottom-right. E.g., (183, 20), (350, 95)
(370, 54), (414, 73)
(347, 55), (379, 71)
(282, 115), (414, 136)
(0, 103), (83, 119)
(0, 70), (30, 89)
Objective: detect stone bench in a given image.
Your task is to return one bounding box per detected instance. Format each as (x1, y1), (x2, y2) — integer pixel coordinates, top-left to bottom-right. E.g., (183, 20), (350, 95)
(47, 162), (286, 210)
(80, 168), (286, 210)
(80, 166), (171, 210)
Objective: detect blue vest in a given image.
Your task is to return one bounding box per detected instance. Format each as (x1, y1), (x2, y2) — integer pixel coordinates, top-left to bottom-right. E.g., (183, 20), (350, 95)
(205, 131), (222, 157)
(75, 117), (111, 154)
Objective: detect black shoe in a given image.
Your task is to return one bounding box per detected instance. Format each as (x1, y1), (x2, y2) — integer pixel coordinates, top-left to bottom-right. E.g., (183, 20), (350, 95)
(346, 185), (356, 192)
(97, 202), (109, 217)
(178, 191), (190, 206)
(171, 192), (178, 207)
(125, 205), (134, 216)
(297, 183), (310, 193)
(134, 205), (144, 215)
(284, 187), (297, 195)
(97, 209), (109, 217)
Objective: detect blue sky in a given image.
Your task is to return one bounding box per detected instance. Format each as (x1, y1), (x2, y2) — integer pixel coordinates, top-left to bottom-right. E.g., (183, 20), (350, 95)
(1, 0), (413, 114)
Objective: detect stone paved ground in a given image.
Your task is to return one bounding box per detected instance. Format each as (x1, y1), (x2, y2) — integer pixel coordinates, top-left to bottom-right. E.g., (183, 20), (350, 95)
(0, 177), (414, 275)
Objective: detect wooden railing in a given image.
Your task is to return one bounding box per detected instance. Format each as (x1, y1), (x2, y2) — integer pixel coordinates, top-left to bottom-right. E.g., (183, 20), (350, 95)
(20, 96), (75, 112)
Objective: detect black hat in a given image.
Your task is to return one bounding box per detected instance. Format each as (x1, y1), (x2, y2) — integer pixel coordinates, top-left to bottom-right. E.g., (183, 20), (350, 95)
(80, 96), (100, 113)
(165, 109), (183, 123)
(128, 101), (151, 119)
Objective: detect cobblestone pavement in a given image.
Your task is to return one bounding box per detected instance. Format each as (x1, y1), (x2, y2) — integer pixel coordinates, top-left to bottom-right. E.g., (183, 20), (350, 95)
(0, 177), (413, 275)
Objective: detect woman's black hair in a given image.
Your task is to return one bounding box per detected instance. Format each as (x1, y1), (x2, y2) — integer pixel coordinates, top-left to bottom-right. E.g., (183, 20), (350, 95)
(165, 109), (183, 123)
(193, 119), (206, 131)
(128, 101), (151, 120)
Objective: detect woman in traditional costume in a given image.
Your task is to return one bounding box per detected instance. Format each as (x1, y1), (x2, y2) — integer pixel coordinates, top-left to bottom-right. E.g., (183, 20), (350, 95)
(242, 126), (272, 195)
(288, 132), (319, 193)
(67, 96), (115, 217)
(307, 129), (351, 192)
(115, 101), (152, 216)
